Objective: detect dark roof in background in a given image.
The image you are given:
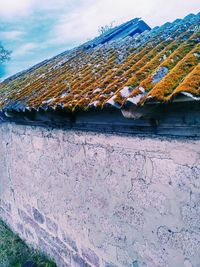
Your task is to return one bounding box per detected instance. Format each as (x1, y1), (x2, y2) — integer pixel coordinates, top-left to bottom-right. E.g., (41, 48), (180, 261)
(0, 13), (199, 113)
(83, 18), (151, 48)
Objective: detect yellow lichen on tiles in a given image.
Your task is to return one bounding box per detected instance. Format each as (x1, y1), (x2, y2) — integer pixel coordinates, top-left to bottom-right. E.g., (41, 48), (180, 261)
(131, 30), (200, 95)
(85, 45), (155, 108)
(143, 44), (200, 103)
(100, 32), (186, 106)
(169, 63), (200, 99)
(51, 50), (119, 108)
(125, 36), (184, 88)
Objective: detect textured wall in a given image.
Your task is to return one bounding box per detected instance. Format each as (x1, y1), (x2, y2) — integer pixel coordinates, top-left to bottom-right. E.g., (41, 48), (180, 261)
(0, 122), (200, 267)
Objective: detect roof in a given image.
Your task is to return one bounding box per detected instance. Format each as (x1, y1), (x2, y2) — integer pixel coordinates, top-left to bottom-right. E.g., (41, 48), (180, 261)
(0, 13), (199, 113)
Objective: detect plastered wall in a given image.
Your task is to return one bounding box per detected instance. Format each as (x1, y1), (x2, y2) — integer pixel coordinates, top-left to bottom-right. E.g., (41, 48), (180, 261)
(0, 122), (200, 267)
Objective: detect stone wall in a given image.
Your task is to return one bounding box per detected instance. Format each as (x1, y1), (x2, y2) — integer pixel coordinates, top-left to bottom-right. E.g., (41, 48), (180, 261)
(0, 122), (200, 267)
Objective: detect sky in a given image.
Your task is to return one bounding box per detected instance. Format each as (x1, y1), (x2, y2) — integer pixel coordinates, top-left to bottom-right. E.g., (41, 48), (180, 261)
(0, 0), (199, 79)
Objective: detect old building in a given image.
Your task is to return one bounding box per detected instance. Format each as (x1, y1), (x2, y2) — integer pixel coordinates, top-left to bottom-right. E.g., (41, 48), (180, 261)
(0, 13), (200, 267)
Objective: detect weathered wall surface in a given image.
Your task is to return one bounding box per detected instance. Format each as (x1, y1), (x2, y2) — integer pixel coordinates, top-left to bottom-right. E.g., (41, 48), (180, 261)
(0, 122), (200, 267)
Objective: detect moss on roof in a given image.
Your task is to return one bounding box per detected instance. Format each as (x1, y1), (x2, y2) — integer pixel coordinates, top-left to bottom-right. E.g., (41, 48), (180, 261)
(0, 13), (199, 111)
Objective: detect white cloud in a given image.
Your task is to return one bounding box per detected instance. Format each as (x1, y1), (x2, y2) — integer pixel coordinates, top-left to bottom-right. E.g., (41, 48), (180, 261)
(1, 0), (199, 25)
(49, 0), (200, 46)
(12, 42), (39, 57)
(0, 30), (24, 40)
(0, 0), (75, 19)
(0, 0), (34, 18)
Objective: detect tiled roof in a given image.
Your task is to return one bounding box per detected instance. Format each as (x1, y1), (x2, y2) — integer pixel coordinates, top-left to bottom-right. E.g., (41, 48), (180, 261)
(0, 13), (199, 112)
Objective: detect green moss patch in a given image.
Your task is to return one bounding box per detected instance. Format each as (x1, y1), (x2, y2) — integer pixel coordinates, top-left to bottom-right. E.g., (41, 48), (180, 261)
(0, 220), (56, 267)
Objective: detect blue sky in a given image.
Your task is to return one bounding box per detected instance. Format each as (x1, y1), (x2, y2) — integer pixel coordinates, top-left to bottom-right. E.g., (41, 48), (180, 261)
(0, 0), (199, 79)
